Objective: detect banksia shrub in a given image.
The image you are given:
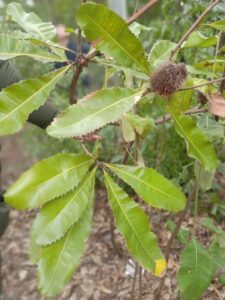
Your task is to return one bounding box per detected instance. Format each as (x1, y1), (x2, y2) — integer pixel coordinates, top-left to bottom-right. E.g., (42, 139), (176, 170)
(150, 62), (187, 97)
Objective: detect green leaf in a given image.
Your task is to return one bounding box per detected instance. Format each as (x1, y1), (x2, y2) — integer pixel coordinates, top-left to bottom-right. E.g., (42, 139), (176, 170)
(178, 239), (214, 300)
(194, 163), (215, 191)
(183, 31), (217, 48)
(9, 30), (68, 60)
(126, 113), (155, 137)
(29, 229), (42, 263)
(106, 164), (186, 212)
(121, 116), (135, 142)
(95, 57), (149, 80)
(198, 114), (224, 138)
(37, 171), (95, 297)
(205, 20), (225, 33)
(104, 172), (166, 275)
(7, 2), (56, 41)
(167, 220), (190, 244)
(47, 88), (144, 138)
(32, 169), (96, 246)
(5, 153), (94, 210)
(77, 3), (150, 75)
(0, 34), (66, 63)
(186, 65), (216, 77)
(8, 29), (68, 60)
(209, 239), (225, 272)
(148, 40), (177, 68)
(0, 66), (70, 136)
(168, 77), (193, 113)
(169, 110), (218, 171)
(129, 22), (152, 37)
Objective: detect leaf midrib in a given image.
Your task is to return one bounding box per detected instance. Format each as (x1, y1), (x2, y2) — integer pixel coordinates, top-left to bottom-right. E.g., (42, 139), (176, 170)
(8, 158), (92, 201)
(105, 175), (155, 269)
(40, 171), (94, 240)
(0, 66), (69, 123)
(109, 165), (181, 204)
(52, 89), (143, 132)
(171, 111), (212, 168)
(12, 5), (50, 40)
(44, 226), (73, 294)
(80, 9), (149, 74)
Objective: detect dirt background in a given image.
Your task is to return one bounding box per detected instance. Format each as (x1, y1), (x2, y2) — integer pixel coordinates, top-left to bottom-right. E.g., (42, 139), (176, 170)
(0, 133), (224, 300)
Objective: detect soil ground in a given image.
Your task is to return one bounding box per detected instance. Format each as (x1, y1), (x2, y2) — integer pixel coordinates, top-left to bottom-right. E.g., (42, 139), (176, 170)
(0, 134), (224, 300)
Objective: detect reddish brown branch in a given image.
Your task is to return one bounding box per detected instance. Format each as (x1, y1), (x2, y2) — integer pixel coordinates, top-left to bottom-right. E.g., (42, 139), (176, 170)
(69, 65), (83, 105)
(127, 0), (158, 25)
(170, 0), (221, 59)
(69, 0), (158, 102)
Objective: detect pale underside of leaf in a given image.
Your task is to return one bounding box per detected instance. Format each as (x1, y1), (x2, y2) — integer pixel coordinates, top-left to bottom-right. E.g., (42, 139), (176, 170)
(47, 88), (144, 138)
(0, 34), (66, 62)
(7, 2), (56, 41)
(0, 65), (70, 136)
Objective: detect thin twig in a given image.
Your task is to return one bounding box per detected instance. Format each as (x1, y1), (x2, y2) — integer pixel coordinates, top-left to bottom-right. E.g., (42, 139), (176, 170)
(213, 31), (222, 76)
(77, 27), (82, 56)
(127, 0), (158, 25)
(131, 263), (139, 299)
(154, 181), (199, 300)
(170, 0), (221, 59)
(69, 0), (86, 105)
(178, 76), (225, 92)
(77, 0), (86, 55)
(219, 68), (225, 94)
(110, 214), (121, 256)
(69, 65), (83, 104)
(139, 266), (143, 300)
(193, 164), (202, 235)
(155, 107), (208, 126)
(122, 142), (135, 164)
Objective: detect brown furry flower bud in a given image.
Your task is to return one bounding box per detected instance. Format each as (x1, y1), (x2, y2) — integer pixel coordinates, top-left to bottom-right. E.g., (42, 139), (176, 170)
(150, 62), (187, 97)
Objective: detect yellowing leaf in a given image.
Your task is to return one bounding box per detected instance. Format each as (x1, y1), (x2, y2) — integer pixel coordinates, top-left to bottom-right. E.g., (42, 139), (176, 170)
(154, 259), (167, 277)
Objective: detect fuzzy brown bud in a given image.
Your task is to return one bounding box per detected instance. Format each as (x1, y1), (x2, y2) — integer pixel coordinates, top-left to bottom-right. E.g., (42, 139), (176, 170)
(150, 62), (187, 97)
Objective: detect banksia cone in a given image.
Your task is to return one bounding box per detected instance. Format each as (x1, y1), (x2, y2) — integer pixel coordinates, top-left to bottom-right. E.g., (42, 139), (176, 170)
(150, 62), (187, 97)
